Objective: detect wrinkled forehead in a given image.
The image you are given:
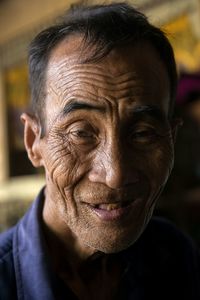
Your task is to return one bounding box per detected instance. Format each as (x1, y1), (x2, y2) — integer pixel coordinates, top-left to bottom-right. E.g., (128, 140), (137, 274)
(45, 36), (170, 114)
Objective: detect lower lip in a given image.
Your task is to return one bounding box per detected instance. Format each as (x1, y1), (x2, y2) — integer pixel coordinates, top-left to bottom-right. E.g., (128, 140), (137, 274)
(87, 200), (140, 222)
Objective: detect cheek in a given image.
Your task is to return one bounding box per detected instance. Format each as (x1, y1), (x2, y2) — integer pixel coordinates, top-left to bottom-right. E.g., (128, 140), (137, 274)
(147, 139), (174, 187)
(41, 135), (89, 188)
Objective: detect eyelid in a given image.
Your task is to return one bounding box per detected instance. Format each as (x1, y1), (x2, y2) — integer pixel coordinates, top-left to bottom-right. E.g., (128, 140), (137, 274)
(131, 126), (157, 136)
(67, 125), (100, 150)
(67, 121), (98, 134)
(129, 123), (172, 142)
(131, 119), (170, 131)
(130, 123), (156, 133)
(71, 129), (95, 138)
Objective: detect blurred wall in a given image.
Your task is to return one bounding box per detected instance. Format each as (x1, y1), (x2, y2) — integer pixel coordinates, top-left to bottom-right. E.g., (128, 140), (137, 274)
(0, 0), (73, 44)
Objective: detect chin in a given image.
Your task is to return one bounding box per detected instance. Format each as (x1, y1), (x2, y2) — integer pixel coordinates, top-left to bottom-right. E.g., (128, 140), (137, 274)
(79, 223), (146, 254)
(94, 238), (138, 254)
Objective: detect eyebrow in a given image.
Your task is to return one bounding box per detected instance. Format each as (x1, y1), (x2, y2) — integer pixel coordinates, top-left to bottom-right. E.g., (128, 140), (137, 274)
(130, 105), (167, 122)
(61, 101), (167, 122)
(62, 100), (105, 116)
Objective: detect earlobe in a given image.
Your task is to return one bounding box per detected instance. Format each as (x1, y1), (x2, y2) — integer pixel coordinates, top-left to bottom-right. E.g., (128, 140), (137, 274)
(20, 113), (43, 168)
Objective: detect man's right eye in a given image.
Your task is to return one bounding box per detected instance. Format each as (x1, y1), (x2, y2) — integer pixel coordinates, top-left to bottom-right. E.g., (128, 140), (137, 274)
(71, 130), (94, 139)
(68, 125), (97, 146)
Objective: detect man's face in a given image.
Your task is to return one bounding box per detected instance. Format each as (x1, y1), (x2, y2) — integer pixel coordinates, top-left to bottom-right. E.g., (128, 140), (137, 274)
(37, 38), (174, 253)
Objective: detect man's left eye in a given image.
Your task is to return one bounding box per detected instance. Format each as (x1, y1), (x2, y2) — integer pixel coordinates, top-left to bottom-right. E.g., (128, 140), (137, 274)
(133, 129), (156, 138)
(130, 128), (159, 143)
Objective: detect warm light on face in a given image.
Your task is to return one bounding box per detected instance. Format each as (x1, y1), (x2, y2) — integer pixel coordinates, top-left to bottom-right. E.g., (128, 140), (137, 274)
(39, 39), (174, 253)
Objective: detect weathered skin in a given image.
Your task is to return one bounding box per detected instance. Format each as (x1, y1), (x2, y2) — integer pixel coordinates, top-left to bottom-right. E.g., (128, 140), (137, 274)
(21, 36), (177, 298)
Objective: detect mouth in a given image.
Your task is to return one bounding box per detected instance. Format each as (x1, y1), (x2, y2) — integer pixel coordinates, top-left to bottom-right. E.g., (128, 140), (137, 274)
(89, 200), (131, 210)
(84, 199), (140, 221)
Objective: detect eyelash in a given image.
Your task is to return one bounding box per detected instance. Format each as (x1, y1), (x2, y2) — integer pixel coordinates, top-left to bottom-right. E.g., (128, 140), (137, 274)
(130, 128), (158, 140)
(71, 129), (95, 139)
(130, 126), (172, 145)
(67, 124), (98, 147)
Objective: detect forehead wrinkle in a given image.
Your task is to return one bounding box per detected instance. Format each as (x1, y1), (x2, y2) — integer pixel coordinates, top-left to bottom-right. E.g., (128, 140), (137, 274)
(49, 77), (149, 110)
(50, 70), (143, 100)
(47, 74), (157, 113)
(48, 59), (140, 85)
(47, 58), (168, 112)
(58, 77), (141, 93)
(47, 83), (60, 97)
(56, 71), (139, 88)
(49, 69), (140, 91)
(47, 59), (149, 103)
(48, 58), (139, 79)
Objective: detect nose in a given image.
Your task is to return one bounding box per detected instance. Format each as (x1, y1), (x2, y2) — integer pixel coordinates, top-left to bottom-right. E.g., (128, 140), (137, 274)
(88, 139), (139, 189)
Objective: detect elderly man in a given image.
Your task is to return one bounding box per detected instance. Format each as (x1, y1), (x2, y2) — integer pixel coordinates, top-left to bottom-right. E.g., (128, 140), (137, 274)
(0, 2), (199, 299)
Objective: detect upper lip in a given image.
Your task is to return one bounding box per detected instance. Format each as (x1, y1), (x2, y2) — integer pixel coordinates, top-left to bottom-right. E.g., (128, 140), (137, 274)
(79, 186), (143, 207)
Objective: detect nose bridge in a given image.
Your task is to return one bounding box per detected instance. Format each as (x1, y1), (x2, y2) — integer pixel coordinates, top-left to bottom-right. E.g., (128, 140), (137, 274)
(89, 127), (139, 188)
(97, 132), (136, 189)
(103, 136), (124, 187)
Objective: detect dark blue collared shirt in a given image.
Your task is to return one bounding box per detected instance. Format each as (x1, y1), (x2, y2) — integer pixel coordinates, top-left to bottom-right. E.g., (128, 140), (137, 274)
(0, 188), (200, 299)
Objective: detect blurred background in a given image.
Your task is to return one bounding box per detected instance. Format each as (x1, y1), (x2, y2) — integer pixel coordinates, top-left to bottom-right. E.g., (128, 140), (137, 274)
(0, 0), (200, 245)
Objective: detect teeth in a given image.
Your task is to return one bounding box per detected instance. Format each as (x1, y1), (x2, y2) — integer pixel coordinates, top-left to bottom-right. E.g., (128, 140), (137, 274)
(97, 203), (122, 211)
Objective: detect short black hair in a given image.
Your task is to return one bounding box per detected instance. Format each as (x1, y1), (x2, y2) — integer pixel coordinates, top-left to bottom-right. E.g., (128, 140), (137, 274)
(28, 2), (177, 129)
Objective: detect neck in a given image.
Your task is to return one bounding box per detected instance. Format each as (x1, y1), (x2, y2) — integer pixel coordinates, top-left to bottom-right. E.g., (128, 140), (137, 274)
(41, 188), (123, 299)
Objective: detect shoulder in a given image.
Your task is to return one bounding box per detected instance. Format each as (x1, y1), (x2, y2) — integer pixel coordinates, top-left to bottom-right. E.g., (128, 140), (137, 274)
(0, 227), (14, 261)
(145, 216), (199, 253)
(134, 217), (200, 298)
(0, 227), (18, 299)
(140, 216), (200, 262)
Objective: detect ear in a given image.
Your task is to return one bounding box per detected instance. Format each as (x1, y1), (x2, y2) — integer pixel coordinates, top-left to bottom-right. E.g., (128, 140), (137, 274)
(20, 113), (44, 168)
(170, 118), (183, 144)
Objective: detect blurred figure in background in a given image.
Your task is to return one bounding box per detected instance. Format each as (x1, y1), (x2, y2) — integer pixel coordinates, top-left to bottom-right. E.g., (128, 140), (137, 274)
(176, 73), (200, 188)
